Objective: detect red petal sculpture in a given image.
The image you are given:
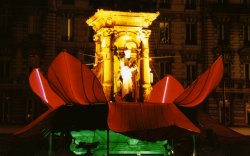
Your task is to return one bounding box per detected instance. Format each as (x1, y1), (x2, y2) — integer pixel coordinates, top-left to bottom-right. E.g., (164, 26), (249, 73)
(149, 75), (184, 103)
(14, 69), (65, 136)
(15, 52), (107, 137)
(15, 52), (224, 141)
(108, 102), (200, 139)
(47, 52), (107, 105)
(174, 56), (223, 107)
(29, 68), (65, 109)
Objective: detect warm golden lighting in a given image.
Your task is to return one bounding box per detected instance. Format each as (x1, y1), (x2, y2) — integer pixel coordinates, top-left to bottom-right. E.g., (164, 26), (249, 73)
(101, 39), (106, 48)
(124, 49), (131, 59)
(86, 9), (159, 31)
(67, 18), (71, 41)
(120, 65), (133, 98)
(87, 10), (159, 101)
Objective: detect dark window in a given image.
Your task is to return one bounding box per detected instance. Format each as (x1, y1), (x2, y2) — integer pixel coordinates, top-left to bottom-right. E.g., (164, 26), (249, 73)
(0, 93), (11, 124)
(0, 59), (10, 83)
(186, 64), (197, 83)
(218, 24), (230, 45)
(160, 62), (171, 78)
(224, 62), (231, 78)
(218, 0), (228, 5)
(243, 24), (250, 46)
(243, 0), (248, 4)
(243, 0), (250, 6)
(185, 23), (197, 45)
(0, 61), (4, 81)
(245, 64), (250, 87)
(88, 28), (94, 42)
(159, 21), (170, 44)
(221, 60), (231, 88)
(0, 14), (9, 33)
(185, 0), (196, 9)
(62, 0), (75, 5)
(159, 0), (171, 9)
(28, 16), (40, 34)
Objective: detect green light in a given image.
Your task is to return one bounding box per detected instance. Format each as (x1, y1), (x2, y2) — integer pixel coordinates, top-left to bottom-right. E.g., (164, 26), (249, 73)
(69, 130), (173, 155)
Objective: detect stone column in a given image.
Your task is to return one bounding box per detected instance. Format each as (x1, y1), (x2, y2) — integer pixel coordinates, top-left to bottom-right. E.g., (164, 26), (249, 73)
(93, 34), (102, 66)
(99, 28), (113, 101)
(140, 29), (151, 101)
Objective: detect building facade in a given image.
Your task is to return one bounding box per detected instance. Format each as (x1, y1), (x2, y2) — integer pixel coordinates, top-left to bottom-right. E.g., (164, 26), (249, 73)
(1, 0), (250, 126)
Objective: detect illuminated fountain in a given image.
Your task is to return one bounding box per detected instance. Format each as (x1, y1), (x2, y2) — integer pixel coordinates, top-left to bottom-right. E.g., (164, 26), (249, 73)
(87, 9), (159, 102)
(13, 10), (226, 155)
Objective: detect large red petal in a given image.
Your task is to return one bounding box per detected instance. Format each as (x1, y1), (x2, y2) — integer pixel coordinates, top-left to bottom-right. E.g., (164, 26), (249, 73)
(108, 102), (199, 141)
(29, 68), (65, 109)
(47, 52), (106, 105)
(175, 56), (223, 107)
(149, 75), (184, 103)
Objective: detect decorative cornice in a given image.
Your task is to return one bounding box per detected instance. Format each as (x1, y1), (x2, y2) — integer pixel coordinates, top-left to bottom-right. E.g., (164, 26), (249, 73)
(86, 9), (159, 32)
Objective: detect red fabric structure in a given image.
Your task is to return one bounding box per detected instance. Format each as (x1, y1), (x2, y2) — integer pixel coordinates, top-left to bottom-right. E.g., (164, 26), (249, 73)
(108, 102), (200, 141)
(108, 56), (224, 140)
(15, 52), (107, 136)
(15, 52), (224, 141)
(149, 75), (184, 103)
(29, 68), (65, 109)
(174, 56), (223, 107)
(15, 68), (64, 136)
(47, 52), (107, 105)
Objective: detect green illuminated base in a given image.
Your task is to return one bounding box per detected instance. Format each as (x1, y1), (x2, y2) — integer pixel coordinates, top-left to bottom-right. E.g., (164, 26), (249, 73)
(69, 130), (173, 155)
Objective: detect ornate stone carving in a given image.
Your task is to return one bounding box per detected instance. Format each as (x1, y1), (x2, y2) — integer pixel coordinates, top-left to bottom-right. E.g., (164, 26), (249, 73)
(87, 10), (159, 102)
(93, 34), (101, 42)
(103, 28), (114, 37)
(106, 17), (113, 26)
(87, 9), (159, 31)
(142, 84), (151, 102)
(140, 29), (151, 38)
